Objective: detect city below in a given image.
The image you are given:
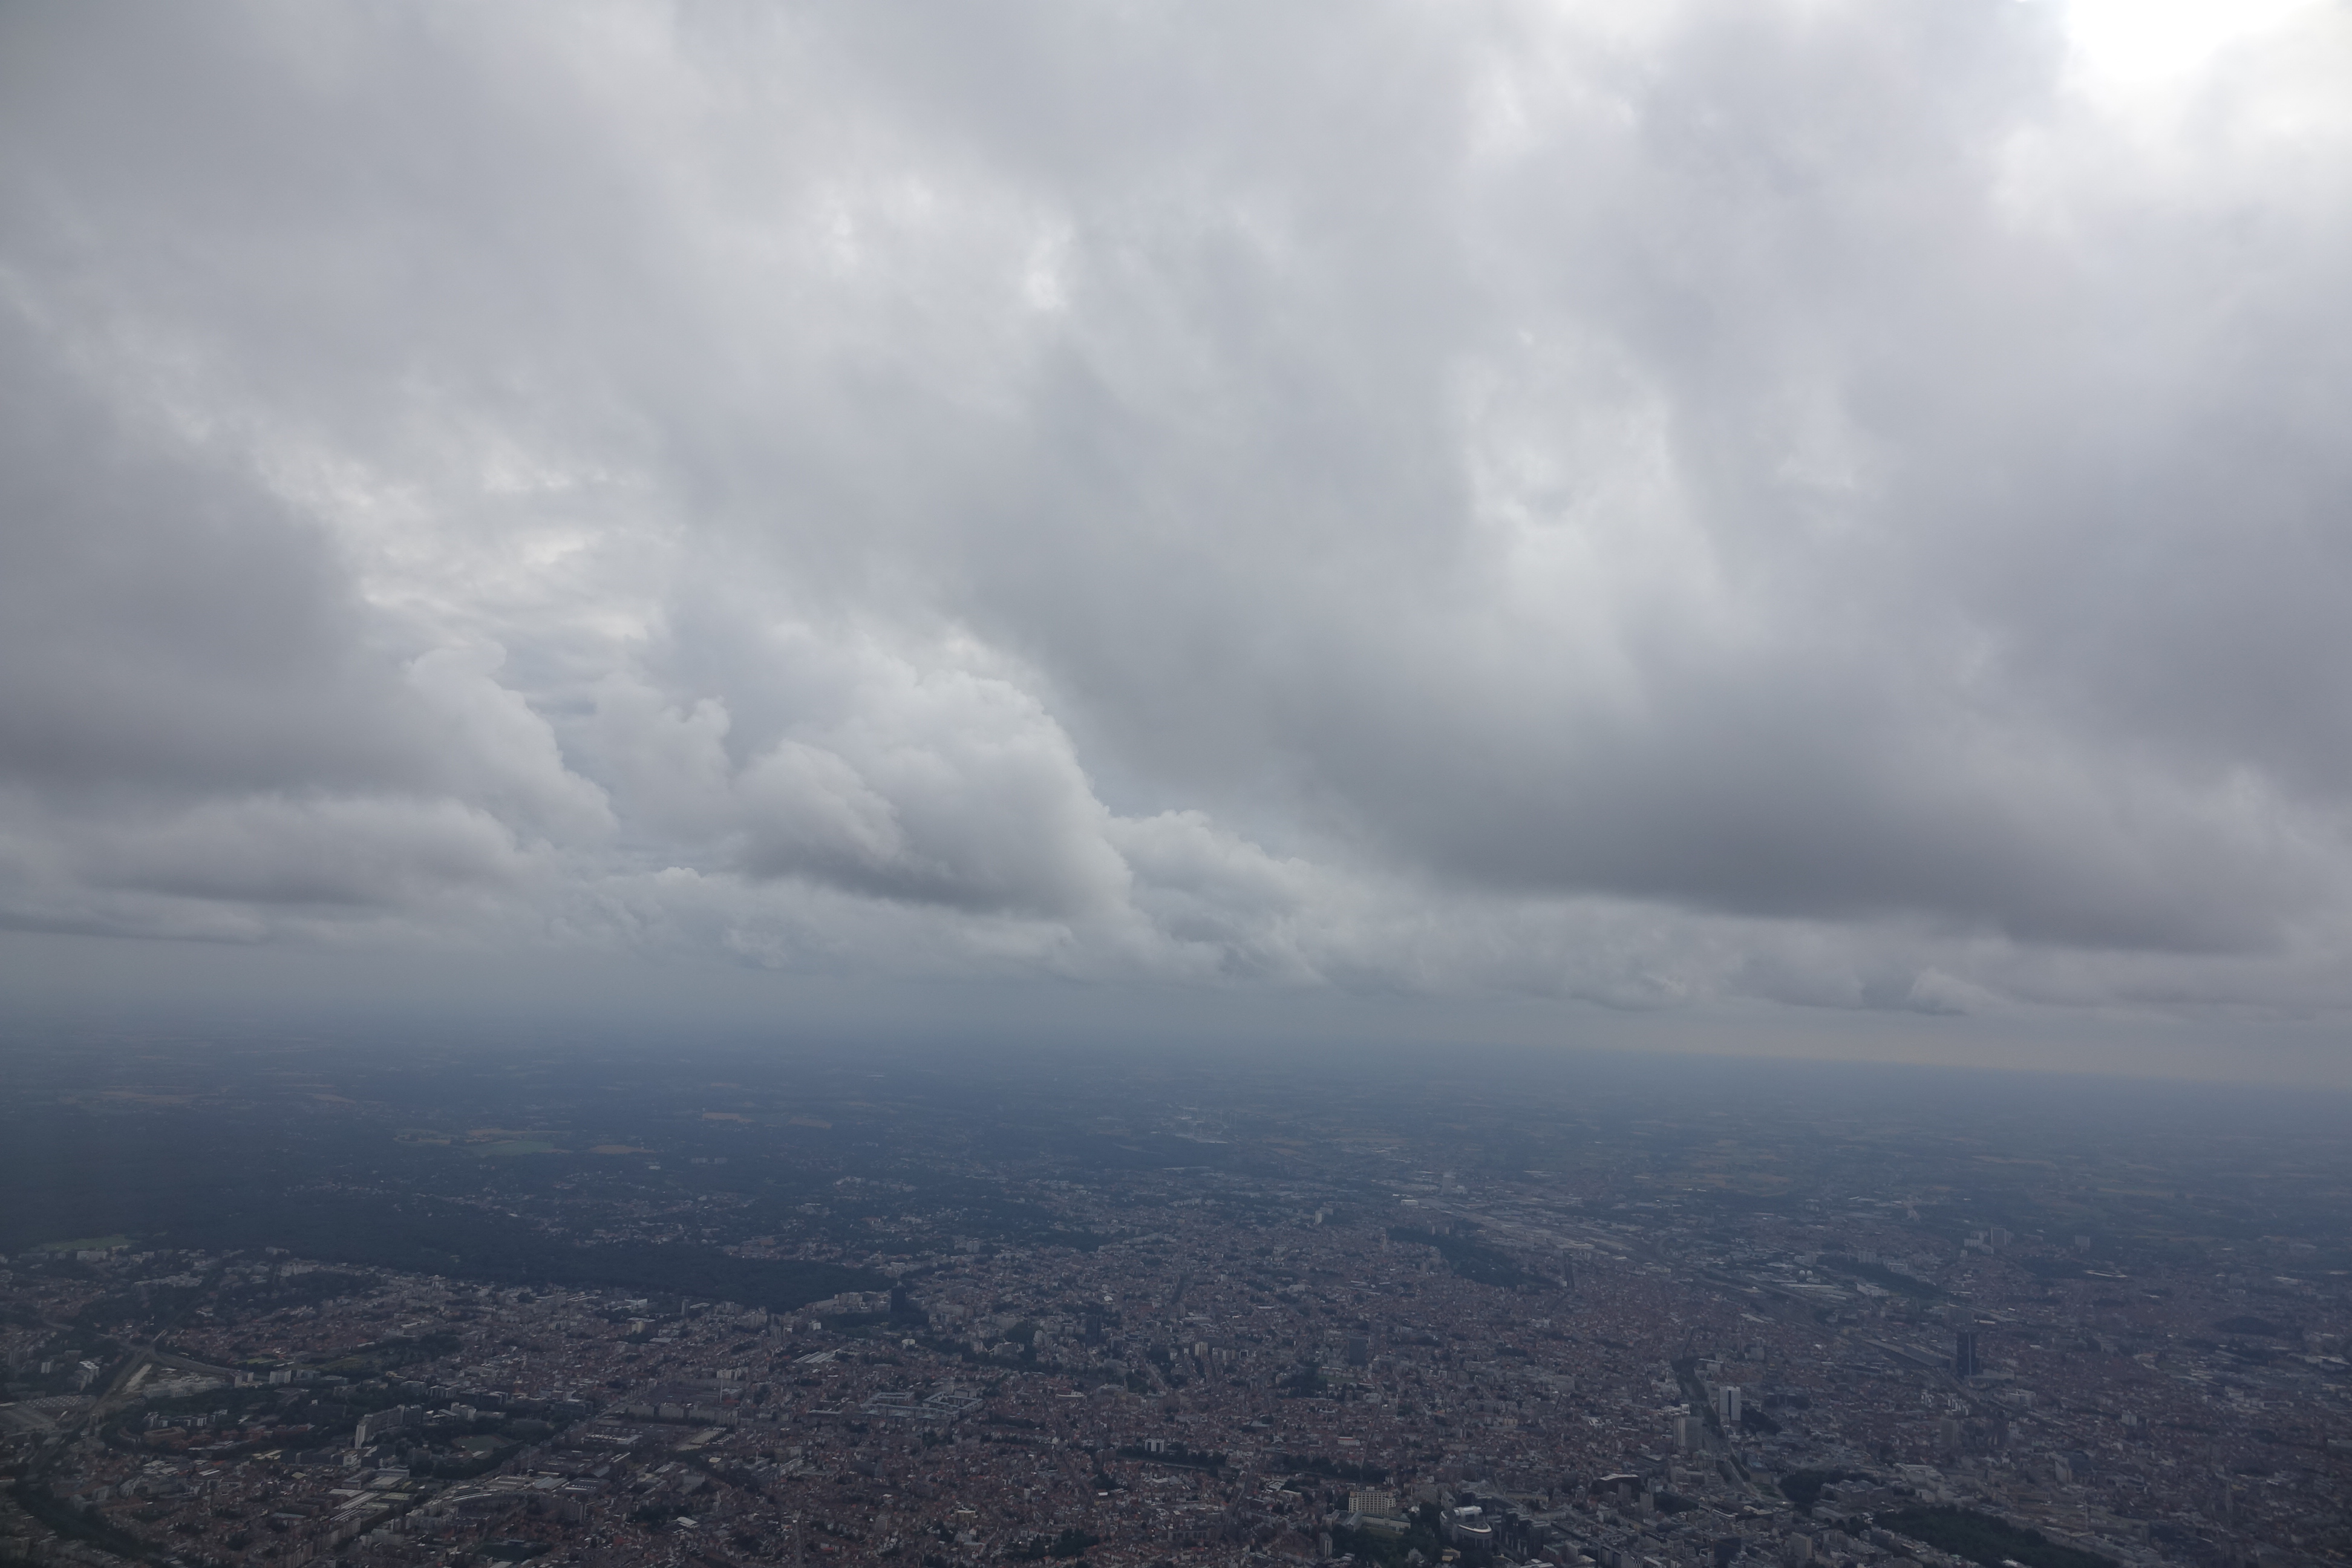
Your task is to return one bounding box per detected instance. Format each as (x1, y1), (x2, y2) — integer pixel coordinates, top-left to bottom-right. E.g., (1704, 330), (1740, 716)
(1, 1040), (2345, 1568)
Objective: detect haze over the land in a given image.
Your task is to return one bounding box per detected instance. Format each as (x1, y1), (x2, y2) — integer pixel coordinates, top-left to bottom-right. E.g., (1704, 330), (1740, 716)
(4, 1), (2351, 1077)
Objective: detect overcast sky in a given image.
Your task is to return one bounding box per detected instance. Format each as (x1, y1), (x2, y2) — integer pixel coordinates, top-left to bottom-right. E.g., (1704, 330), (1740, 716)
(4, 1), (2351, 1078)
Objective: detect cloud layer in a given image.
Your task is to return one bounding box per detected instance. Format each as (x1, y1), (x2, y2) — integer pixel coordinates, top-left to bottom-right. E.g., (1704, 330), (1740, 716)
(4, 0), (2352, 1039)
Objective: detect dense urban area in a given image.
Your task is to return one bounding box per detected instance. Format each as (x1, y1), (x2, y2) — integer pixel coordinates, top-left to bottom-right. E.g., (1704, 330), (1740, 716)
(3, 1040), (2347, 1568)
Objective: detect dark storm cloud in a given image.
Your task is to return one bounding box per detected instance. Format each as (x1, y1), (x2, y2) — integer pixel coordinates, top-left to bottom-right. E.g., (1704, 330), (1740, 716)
(2, 0), (2350, 1030)
(0, 312), (419, 797)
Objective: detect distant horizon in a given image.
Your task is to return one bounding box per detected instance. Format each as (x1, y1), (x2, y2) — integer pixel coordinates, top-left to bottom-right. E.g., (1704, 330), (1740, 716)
(9, 935), (2352, 1100)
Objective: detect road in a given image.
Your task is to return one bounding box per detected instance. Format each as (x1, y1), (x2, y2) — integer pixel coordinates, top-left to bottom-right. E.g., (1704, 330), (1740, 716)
(28, 1265), (231, 1472)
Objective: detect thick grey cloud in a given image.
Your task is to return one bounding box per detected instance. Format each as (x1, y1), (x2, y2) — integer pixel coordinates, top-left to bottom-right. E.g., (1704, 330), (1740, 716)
(3, 0), (2351, 1052)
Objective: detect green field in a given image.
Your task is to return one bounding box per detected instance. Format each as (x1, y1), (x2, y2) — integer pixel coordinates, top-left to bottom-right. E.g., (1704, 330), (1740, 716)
(1880, 1507), (2117, 1568)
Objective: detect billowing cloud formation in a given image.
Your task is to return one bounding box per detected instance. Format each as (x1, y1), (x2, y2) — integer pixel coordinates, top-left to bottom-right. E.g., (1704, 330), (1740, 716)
(4, 0), (2352, 1034)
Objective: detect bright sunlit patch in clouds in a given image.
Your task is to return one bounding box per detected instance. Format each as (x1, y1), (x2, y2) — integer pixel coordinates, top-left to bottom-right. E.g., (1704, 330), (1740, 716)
(2054, 0), (2327, 101)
